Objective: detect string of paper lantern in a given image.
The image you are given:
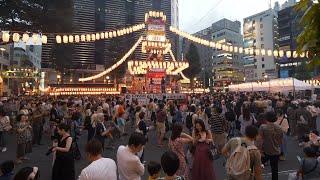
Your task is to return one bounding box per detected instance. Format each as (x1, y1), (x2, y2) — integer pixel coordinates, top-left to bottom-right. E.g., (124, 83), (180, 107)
(78, 36), (143, 82)
(170, 26), (309, 59)
(1, 23), (145, 44)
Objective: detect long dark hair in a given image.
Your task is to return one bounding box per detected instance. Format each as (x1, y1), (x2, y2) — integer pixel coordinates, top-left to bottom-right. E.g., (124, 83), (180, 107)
(194, 119), (206, 135)
(171, 123), (183, 141)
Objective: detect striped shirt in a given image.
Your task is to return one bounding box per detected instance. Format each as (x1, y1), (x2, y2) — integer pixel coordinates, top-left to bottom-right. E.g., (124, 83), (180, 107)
(208, 113), (226, 134)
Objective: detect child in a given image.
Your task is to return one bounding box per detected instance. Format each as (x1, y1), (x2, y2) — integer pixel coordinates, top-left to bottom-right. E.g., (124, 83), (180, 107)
(0, 160), (14, 180)
(147, 161), (161, 180)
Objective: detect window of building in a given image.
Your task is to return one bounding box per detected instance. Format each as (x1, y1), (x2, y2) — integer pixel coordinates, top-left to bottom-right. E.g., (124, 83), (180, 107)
(261, 44), (264, 48)
(262, 57), (264, 61)
(261, 37), (264, 41)
(260, 24), (263, 28)
(262, 64), (265, 68)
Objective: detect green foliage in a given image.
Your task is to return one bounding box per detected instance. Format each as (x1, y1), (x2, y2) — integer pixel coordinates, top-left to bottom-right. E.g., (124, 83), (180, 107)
(295, 0), (320, 70)
(295, 61), (312, 80)
(182, 43), (201, 80)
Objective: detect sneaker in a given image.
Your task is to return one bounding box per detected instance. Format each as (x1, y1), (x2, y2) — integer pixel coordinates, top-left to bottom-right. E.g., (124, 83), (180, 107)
(1, 147), (7, 152)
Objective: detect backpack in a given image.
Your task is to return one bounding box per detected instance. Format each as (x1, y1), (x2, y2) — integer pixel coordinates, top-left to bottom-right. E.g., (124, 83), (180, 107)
(186, 113), (193, 129)
(226, 138), (257, 176)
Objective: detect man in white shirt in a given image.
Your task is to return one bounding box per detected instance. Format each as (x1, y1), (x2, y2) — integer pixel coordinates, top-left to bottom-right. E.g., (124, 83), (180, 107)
(117, 132), (146, 180)
(79, 139), (117, 180)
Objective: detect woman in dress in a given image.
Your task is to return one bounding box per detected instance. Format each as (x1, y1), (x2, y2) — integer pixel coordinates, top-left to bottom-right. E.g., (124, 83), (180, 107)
(52, 123), (75, 180)
(192, 119), (216, 180)
(16, 114), (33, 164)
(169, 123), (193, 180)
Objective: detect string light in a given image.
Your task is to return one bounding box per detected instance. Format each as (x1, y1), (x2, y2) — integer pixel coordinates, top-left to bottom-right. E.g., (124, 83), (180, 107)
(41, 35), (48, 44)
(2, 32), (10, 42)
(22, 33), (29, 42)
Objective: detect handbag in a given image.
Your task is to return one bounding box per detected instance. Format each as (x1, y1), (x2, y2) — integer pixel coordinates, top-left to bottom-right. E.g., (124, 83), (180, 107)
(208, 142), (219, 160)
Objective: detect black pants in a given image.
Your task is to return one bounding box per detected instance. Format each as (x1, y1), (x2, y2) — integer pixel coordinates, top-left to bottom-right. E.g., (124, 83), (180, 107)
(33, 123), (43, 145)
(262, 154), (279, 180)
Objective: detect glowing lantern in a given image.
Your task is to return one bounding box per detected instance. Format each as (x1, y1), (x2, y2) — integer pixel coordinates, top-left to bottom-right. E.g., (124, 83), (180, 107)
(81, 35), (86, 42)
(41, 35), (48, 44)
(286, 51), (291, 58)
(56, 35), (62, 43)
(91, 34), (96, 41)
(2, 32), (10, 42)
(32, 34), (39, 44)
(68, 35), (74, 43)
(279, 50), (284, 57)
(267, 50), (272, 56)
(22, 33), (29, 42)
(75, 35), (80, 43)
(255, 49), (260, 56)
(12, 33), (20, 42)
(273, 50), (278, 57)
(96, 33), (100, 40)
(261, 49), (266, 56)
(86, 34), (91, 41)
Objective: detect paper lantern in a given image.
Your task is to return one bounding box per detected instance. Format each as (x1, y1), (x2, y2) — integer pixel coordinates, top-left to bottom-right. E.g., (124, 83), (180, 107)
(267, 50), (272, 56)
(234, 46), (238, 53)
(96, 33), (100, 40)
(32, 34), (39, 44)
(239, 47), (243, 53)
(63, 35), (68, 43)
(56, 35), (62, 43)
(91, 34), (96, 41)
(261, 49), (266, 56)
(68, 35), (74, 43)
(293, 51), (298, 58)
(81, 35), (86, 42)
(244, 48), (249, 54)
(229, 46), (233, 52)
(86, 34), (91, 41)
(273, 50), (279, 57)
(286, 51), (291, 58)
(100, 32), (104, 39)
(2, 32), (10, 42)
(112, 31), (117, 37)
(12, 33), (20, 42)
(22, 33), (29, 42)
(255, 49), (260, 56)
(75, 35), (80, 43)
(109, 32), (113, 38)
(279, 50), (284, 57)
(250, 49), (254, 55)
(300, 52), (305, 58)
(41, 35), (48, 44)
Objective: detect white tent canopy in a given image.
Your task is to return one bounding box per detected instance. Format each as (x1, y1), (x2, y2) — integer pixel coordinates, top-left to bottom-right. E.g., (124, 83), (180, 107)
(228, 78), (312, 92)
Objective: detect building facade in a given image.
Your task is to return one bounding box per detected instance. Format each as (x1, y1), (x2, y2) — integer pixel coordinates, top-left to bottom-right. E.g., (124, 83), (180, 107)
(277, 3), (304, 78)
(211, 19), (244, 88)
(243, 9), (278, 81)
(41, 0), (179, 78)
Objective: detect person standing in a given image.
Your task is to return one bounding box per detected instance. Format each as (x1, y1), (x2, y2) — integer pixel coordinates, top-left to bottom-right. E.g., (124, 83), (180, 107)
(274, 110), (289, 161)
(192, 119), (216, 180)
(31, 103), (44, 145)
(169, 123), (193, 180)
(156, 103), (167, 147)
(52, 123), (75, 180)
(117, 132), (146, 180)
(258, 111), (283, 180)
(0, 109), (11, 152)
(79, 139), (117, 180)
(208, 106), (228, 154)
(15, 114), (32, 164)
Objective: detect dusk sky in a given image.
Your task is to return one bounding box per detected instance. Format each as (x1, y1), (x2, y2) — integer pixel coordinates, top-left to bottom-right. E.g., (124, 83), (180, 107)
(180, 0), (288, 33)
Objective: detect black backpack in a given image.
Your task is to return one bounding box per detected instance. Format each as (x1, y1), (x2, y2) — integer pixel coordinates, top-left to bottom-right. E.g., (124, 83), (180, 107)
(186, 113), (193, 129)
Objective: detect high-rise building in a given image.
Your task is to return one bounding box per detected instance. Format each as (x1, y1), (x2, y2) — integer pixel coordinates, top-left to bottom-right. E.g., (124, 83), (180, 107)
(277, 3), (304, 78)
(243, 9), (278, 81)
(42, 0), (179, 77)
(211, 19), (244, 88)
(281, 0), (297, 9)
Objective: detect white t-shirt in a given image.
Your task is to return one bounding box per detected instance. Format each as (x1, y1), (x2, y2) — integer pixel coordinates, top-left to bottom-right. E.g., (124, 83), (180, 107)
(117, 145), (144, 180)
(79, 158), (117, 180)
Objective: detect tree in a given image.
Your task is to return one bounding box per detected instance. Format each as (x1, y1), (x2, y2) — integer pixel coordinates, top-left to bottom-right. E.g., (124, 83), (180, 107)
(295, 61), (312, 80)
(295, 0), (320, 72)
(182, 43), (201, 87)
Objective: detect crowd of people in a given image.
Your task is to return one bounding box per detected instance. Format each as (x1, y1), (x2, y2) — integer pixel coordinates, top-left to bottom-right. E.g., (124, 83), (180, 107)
(0, 92), (320, 180)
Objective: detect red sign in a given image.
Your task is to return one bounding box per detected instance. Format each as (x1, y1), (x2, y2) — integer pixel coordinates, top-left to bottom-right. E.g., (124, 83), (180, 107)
(146, 69), (166, 78)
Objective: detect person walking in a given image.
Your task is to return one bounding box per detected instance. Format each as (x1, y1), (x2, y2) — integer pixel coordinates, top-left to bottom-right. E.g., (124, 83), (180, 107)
(258, 111), (283, 180)
(79, 139), (117, 180)
(222, 125), (263, 180)
(156, 103), (167, 147)
(52, 123), (75, 180)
